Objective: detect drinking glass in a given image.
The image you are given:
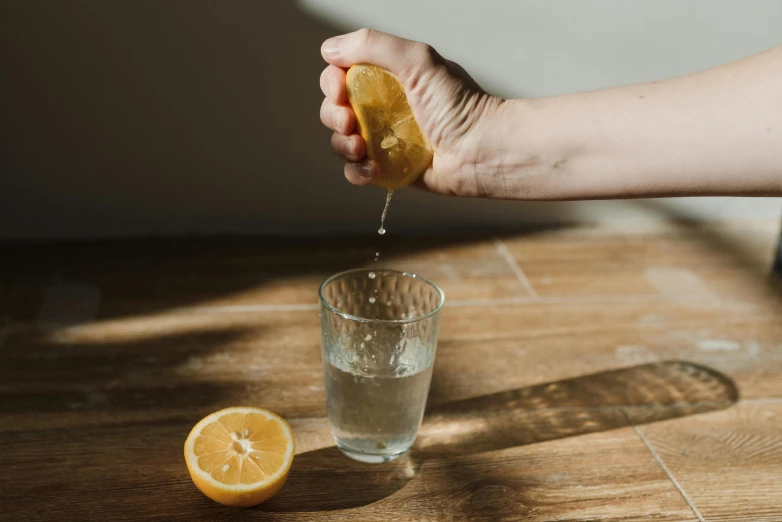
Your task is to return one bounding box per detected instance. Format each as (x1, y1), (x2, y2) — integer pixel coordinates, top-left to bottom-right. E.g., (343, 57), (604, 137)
(318, 269), (445, 463)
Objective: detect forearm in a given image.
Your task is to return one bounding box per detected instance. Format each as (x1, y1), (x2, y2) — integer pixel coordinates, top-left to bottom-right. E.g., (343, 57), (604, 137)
(493, 45), (782, 200)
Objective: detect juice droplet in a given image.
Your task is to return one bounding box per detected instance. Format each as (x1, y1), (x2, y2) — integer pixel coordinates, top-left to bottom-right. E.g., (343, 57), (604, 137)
(368, 272), (376, 279)
(378, 189), (394, 235)
(369, 297), (376, 304)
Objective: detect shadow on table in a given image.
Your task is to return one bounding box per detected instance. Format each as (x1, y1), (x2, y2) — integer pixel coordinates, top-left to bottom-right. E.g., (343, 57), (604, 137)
(261, 360), (737, 513)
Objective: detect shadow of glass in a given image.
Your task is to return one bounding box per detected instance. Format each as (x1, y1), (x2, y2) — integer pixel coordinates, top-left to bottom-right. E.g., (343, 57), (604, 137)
(260, 360), (737, 513)
(419, 360), (736, 456)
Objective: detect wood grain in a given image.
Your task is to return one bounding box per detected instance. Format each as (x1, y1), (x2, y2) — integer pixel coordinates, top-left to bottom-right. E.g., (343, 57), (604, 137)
(2, 225), (782, 520)
(504, 225), (780, 302)
(640, 402), (782, 522)
(1, 235), (532, 323)
(0, 418), (695, 521)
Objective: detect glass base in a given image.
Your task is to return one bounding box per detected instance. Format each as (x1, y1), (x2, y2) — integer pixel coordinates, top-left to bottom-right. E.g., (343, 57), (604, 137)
(336, 441), (409, 464)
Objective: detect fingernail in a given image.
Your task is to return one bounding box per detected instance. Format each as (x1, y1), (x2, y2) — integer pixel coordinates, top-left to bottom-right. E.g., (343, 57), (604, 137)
(322, 37), (341, 59)
(356, 162), (375, 179)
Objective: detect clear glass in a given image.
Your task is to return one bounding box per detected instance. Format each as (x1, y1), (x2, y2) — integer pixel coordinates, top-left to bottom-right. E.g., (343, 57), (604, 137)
(318, 269), (445, 463)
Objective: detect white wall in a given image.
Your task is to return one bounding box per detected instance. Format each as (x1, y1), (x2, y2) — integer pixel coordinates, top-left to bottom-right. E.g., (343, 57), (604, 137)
(1, 0), (780, 238)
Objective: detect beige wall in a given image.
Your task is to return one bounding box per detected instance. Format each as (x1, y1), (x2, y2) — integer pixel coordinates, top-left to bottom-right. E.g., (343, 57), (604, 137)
(2, 0), (780, 238)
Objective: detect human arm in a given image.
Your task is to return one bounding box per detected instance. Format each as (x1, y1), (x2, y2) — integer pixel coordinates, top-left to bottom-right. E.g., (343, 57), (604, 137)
(319, 29), (782, 199)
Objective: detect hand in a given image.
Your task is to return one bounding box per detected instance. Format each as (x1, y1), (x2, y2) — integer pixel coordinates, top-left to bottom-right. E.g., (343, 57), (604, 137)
(319, 29), (505, 197)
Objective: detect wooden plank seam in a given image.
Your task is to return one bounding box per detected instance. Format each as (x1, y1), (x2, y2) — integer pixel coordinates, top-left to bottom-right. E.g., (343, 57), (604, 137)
(622, 408), (706, 522)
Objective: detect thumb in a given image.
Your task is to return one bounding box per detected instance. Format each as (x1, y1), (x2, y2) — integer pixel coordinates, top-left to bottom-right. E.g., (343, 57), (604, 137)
(321, 28), (434, 82)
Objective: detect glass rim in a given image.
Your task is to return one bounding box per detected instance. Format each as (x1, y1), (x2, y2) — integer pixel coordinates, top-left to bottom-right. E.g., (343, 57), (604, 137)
(318, 268), (446, 325)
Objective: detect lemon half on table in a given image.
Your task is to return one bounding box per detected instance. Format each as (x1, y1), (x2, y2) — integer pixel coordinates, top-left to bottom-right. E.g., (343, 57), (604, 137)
(346, 64), (434, 189)
(184, 407), (295, 508)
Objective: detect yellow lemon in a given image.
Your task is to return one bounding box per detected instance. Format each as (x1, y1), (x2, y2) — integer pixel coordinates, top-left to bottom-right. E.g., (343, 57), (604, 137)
(184, 407), (295, 508)
(346, 64), (434, 189)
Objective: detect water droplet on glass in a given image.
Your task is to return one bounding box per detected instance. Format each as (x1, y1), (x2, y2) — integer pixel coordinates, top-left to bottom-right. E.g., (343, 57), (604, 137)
(360, 342), (366, 349)
(368, 296), (376, 304)
(364, 333), (373, 341)
(368, 272), (376, 279)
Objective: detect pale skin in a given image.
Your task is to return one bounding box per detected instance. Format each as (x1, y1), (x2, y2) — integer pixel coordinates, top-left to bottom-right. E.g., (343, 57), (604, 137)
(319, 29), (782, 200)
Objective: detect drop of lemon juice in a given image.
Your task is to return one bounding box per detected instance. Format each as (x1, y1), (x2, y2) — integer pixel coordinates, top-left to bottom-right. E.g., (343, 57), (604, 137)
(378, 189), (394, 235)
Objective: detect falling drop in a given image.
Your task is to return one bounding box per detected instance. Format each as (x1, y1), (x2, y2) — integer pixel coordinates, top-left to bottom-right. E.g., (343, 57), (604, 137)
(369, 296), (376, 304)
(378, 189), (394, 235)
(368, 272), (376, 279)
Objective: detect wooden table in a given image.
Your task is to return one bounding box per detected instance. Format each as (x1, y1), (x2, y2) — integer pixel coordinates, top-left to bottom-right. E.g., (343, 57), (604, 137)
(2, 224), (781, 521)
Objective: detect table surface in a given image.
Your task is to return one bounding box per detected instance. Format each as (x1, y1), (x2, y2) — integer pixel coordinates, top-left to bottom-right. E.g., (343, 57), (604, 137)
(2, 223), (781, 521)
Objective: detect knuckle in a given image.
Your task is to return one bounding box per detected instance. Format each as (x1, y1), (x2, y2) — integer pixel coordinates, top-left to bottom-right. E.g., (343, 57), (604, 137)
(320, 100), (334, 126)
(356, 28), (374, 46)
(331, 107), (343, 130)
(319, 70), (330, 96)
(402, 42), (438, 87)
(415, 43), (437, 66)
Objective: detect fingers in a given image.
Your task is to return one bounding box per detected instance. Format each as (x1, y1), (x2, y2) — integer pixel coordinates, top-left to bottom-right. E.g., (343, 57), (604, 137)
(320, 98), (355, 135)
(321, 28), (434, 81)
(322, 29), (423, 187)
(319, 65), (347, 104)
(345, 160), (379, 186)
(330, 132), (365, 162)
(320, 66), (371, 183)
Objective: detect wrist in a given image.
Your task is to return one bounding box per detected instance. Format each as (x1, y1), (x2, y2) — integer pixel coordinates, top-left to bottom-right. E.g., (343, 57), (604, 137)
(474, 98), (571, 200)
